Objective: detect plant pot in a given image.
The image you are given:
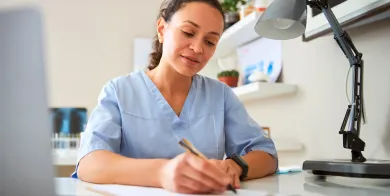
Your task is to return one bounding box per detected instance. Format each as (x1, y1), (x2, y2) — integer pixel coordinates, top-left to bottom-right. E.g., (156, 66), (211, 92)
(218, 76), (239, 87)
(224, 12), (239, 30)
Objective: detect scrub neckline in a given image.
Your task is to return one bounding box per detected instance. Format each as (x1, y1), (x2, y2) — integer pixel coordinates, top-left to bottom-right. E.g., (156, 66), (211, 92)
(139, 70), (198, 129)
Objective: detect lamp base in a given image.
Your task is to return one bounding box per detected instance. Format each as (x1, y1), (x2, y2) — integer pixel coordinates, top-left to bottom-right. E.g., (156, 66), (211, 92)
(302, 159), (390, 179)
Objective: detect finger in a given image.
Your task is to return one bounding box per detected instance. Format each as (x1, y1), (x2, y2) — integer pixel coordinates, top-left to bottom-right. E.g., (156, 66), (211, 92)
(181, 160), (226, 192)
(234, 172), (241, 188)
(226, 166), (240, 189)
(186, 155), (230, 187)
(175, 183), (197, 195)
(226, 167), (236, 186)
(178, 175), (217, 194)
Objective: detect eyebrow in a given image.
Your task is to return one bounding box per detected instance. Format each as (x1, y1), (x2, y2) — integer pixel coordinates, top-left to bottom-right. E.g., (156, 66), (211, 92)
(183, 20), (221, 37)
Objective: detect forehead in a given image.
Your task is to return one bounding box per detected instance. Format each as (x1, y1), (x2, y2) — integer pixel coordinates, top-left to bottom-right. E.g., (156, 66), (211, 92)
(170, 2), (224, 33)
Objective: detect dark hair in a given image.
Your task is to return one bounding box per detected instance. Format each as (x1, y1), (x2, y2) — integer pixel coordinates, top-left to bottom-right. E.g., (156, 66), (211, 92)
(148, 0), (225, 70)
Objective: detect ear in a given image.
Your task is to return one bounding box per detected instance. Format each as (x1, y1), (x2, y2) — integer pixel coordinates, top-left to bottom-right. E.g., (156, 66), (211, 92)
(156, 17), (166, 43)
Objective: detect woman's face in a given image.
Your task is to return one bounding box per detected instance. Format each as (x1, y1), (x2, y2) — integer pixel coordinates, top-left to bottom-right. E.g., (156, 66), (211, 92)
(158, 2), (224, 76)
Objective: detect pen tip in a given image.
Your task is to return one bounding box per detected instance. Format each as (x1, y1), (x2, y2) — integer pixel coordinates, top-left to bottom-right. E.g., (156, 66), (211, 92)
(228, 184), (237, 194)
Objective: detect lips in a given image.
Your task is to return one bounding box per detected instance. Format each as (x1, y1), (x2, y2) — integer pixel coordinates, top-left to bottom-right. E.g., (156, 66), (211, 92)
(181, 55), (200, 63)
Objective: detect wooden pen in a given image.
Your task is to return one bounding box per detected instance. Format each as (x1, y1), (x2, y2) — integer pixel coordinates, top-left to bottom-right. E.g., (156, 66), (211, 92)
(178, 138), (237, 194)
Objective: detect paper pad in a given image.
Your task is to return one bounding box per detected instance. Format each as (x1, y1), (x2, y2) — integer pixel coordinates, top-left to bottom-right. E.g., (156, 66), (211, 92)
(89, 184), (290, 196)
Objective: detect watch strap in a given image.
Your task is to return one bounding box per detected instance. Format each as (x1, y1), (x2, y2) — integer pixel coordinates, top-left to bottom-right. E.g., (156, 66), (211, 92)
(226, 154), (248, 180)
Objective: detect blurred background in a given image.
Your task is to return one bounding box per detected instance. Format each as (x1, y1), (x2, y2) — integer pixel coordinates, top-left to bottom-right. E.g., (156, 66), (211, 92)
(1, 0), (390, 178)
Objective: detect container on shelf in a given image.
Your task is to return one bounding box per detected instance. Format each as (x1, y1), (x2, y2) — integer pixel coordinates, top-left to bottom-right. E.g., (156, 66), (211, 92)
(254, 0), (269, 13)
(52, 133), (81, 150)
(239, 0), (255, 20)
(219, 76), (239, 87)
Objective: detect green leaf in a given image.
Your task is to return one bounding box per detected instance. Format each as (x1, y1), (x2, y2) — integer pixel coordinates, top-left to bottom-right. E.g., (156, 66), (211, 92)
(221, 0), (242, 13)
(217, 69), (239, 78)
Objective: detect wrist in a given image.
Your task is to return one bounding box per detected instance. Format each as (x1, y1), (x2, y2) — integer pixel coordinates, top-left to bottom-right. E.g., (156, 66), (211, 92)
(156, 159), (169, 187)
(226, 159), (243, 176)
(226, 154), (248, 180)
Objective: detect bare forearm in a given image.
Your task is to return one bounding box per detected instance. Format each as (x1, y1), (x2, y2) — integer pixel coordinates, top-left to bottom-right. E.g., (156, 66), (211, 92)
(242, 150), (277, 180)
(77, 150), (168, 187)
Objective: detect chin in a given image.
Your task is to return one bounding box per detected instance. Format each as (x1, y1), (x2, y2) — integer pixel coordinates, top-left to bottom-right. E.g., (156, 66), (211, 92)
(175, 63), (203, 77)
(177, 69), (197, 77)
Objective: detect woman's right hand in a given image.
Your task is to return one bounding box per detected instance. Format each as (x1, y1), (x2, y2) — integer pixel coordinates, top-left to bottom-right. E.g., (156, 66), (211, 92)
(159, 152), (231, 194)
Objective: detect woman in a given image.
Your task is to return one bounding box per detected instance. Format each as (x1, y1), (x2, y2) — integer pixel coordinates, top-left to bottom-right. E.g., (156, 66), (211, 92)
(74, 0), (278, 194)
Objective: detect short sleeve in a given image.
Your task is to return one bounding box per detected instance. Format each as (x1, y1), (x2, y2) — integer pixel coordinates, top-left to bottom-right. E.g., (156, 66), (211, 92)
(223, 84), (278, 163)
(71, 81), (122, 178)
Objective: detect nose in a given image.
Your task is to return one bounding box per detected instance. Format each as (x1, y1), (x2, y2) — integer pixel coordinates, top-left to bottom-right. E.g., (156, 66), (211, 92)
(189, 37), (203, 54)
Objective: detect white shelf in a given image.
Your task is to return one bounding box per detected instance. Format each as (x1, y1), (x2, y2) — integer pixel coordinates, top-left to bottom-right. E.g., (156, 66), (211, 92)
(212, 11), (263, 60)
(232, 82), (298, 102)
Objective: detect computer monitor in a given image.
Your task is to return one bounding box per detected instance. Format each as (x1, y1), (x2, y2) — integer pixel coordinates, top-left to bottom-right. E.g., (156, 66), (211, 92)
(0, 6), (56, 196)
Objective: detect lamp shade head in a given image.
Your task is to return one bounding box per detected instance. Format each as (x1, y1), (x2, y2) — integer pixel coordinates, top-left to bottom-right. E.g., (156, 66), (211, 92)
(254, 0), (308, 40)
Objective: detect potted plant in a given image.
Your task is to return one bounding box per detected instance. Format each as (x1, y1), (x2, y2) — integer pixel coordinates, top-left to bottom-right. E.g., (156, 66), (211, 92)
(217, 69), (240, 87)
(221, 0), (247, 30)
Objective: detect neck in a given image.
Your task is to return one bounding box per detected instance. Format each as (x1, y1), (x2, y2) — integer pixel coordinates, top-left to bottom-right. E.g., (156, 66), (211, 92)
(147, 61), (193, 95)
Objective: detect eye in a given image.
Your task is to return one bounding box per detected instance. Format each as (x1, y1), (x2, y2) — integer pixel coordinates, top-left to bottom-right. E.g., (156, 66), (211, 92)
(205, 40), (216, 47)
(182, 30), (194, 37)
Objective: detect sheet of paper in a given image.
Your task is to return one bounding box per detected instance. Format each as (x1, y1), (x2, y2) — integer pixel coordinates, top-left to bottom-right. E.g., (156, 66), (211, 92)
(89, 184), (289, 196)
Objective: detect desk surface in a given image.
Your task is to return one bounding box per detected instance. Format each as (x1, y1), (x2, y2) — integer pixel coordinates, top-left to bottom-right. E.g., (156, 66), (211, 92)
(55, 172), (390, 196)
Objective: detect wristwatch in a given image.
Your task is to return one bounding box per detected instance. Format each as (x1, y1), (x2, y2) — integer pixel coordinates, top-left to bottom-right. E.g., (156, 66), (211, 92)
(226, 154), (248, 180)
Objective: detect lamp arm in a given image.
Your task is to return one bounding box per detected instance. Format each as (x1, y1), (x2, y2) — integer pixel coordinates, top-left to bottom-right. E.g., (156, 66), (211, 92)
(307, 0), (367, 162)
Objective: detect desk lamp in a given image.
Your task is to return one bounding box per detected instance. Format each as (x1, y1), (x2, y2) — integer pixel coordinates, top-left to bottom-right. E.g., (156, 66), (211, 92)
(254, 0), (390, 178)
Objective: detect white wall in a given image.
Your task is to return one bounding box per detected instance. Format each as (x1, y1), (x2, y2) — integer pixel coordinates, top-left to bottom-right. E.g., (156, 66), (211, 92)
(1, 0), (162, 113)
(242, 19), (390, 166)
(202, 18), (390, 166)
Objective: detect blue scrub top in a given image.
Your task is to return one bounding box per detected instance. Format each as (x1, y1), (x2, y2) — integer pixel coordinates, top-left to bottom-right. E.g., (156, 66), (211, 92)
(71, 70), (277, 178)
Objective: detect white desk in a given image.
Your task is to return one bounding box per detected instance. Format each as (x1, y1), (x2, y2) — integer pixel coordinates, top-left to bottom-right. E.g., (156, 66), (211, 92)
(55, 172), (390, 196)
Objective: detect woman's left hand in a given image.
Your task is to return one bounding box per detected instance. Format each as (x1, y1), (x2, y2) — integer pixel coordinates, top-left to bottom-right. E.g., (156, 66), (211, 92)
(208, 159), (242, 189)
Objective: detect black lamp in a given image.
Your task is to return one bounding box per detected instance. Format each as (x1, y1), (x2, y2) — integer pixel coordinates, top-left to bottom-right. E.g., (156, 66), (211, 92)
(254, 0), (390, 178)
